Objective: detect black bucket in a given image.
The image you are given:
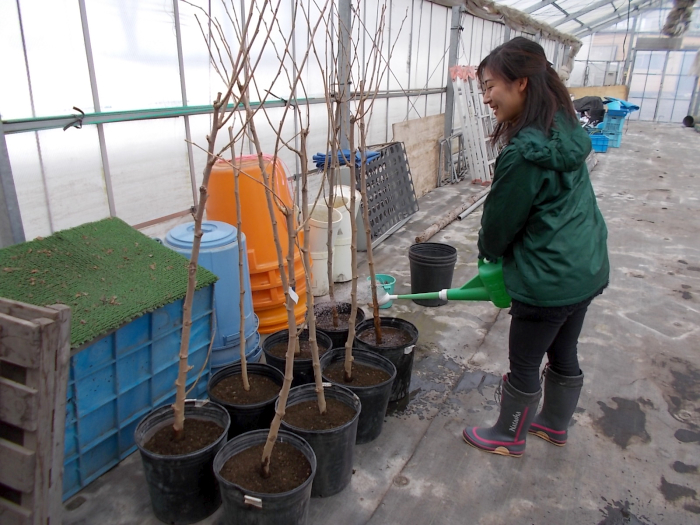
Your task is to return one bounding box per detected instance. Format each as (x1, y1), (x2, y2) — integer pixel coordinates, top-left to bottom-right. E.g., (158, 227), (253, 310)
(207, 362), (284, 439)
(262, 329), (333, 386)
(408, 242), (458, 306)
(213, 429), (316, 525)
(314, 302), (366, 349)
(354, 317), (419, 404)
(135, 400), (230, 525)
(320, 348), (396, 444)
(279, 383), (360, 497)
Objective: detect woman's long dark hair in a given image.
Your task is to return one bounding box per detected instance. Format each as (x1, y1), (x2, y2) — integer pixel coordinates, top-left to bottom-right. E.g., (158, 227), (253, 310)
(477, 37), (576, 144)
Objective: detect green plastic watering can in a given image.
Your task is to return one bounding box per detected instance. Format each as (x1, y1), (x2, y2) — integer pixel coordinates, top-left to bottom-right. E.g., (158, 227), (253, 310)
(382, 258), (511, 309)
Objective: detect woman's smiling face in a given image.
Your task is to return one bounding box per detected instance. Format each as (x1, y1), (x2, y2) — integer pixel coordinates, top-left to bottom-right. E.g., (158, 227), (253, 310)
(481, 67), (528, 124)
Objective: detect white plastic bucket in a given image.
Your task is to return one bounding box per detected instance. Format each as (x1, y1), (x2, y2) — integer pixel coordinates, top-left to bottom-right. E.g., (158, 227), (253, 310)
(330, 193), (352, 243)
(310, 250), (330, 296)
(332, 237), (352, 283)
(309, 206), (342, 255)
(334, 185), (365, 251)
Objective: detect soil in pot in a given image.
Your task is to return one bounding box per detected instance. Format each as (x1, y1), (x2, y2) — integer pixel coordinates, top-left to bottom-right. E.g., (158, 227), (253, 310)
(144, 419), (224, 455)
(320, 349), (396, 444)
(266, 338), (329, 360)
(214, 430), (316, 524)
(354, 318), (419, 407)
(136, 401), (230, 525)
(279, 385), (360, 497)
(315, 303), (363, 332)
(356, 326), (413, 347)
(210, 373), (279, 405)
(283, 399), (356, 431)
(323, 361), (391, 387)
(219, 442), (312, 494)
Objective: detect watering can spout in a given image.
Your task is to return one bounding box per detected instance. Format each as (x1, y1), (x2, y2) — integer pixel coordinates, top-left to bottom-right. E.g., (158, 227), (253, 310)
(387, 259), (511, 308)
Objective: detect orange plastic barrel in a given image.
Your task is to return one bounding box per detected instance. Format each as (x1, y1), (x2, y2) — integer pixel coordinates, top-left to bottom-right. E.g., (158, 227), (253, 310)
(254, 291), (308, 334)
(207, 154), (308, 332)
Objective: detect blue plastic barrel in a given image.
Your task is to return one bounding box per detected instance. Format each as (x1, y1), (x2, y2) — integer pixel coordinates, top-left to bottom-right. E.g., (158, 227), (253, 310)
(164, 221), (257, 349)
(210, 335), (263, 376)
(210, 322), (261, 372)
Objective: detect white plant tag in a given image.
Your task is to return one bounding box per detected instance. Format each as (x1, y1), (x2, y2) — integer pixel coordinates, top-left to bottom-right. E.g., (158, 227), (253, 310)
(289, 288), (299, 304)
(404, 344), (415, 355)
(244, 495), (263, 508)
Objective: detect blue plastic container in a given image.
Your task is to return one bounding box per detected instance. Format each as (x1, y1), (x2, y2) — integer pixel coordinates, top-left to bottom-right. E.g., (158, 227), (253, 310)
(165, 221), (256, 348)
(602, 114), (625, 134)
(605, 132), (623, 148)
(596, 112), (626, 148)
(606, 109), (629, 117)
(210, 330), (263, 375)
(590, 134), (609, 153)
(63, 285), (214, 500)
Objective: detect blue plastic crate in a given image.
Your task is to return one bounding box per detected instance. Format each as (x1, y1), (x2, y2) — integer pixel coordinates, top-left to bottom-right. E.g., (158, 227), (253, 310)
(62, 285), (214, 500)
(602, 113), (626, 134)
(603, 131), (623, 148)
(590, 134), (609, 153)
(606, 108), (629, 117)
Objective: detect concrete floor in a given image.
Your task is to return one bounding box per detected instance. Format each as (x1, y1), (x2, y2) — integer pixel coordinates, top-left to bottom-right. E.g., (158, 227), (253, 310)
(62, 121), (700, 525)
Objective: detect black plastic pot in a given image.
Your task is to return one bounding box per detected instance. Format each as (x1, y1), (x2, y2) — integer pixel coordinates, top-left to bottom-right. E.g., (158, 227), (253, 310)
(262, 329), (333, 386)
(279, 383), (360, 497)
(207, 362), (284, 439)
(213, 429), (316, 525)
(408, 242), (458, 306)
(320, 348), (396, 444)
(314, 302), (366, 349)
(354, 317), (419, 404)
(135, 400), (230, 525)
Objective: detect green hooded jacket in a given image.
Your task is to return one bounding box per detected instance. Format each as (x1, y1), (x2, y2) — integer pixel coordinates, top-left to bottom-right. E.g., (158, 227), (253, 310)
(477, 112), (609, 307)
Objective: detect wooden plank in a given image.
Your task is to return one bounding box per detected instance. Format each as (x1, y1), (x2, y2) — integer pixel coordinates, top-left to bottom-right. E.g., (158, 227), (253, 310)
(0, 439), (36, 493)
(0, 314), (42, 368)
(568, 85), (629, 101)
(0, 498), (33, 525)
(0, 298), (60, 322)
(392, 114), (445, 199)
(0, 302), (70, 524)
(0, 378), (38, 431)
(46, 304), (71, 522)
(23, 317), (55, 525)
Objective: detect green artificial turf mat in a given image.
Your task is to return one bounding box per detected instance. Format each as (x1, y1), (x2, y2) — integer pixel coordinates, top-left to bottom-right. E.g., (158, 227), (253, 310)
(0, 217), (217, 349)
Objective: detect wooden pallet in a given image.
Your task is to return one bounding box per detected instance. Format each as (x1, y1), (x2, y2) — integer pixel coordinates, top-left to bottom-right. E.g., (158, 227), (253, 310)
(0, 298), (71, 525)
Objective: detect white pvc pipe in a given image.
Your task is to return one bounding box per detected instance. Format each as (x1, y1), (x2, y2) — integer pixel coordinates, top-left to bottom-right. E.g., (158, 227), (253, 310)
(457, 193), (488, 220)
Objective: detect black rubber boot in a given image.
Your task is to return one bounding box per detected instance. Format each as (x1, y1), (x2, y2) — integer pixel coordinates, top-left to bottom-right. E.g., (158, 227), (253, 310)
(528, 366), (584, 446)
(462, 375), (541, 457)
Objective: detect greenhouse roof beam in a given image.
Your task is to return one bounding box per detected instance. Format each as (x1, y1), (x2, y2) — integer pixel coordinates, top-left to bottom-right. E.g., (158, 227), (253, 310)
(574, 0), (664, 37)
(551, 0), (618, 28)
(524, 0), (558, 14)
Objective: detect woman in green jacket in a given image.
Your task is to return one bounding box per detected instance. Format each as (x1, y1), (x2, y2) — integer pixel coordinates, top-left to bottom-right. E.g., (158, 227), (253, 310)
(462, 37), (609, 457)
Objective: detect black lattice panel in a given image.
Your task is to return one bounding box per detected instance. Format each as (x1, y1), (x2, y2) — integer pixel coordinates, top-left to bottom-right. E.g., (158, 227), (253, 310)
(357, 142), (419, 242)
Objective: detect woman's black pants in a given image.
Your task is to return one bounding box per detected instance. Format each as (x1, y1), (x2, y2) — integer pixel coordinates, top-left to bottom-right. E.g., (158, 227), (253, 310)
(507, 296), (594, 394)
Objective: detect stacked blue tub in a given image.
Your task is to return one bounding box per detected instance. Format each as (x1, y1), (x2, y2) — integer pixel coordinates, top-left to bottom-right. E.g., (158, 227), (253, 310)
(597, 98), (640, 148)
(164, 221), (261, 373)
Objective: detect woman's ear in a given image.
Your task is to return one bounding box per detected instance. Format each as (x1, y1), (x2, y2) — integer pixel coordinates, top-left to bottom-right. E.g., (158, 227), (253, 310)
(516, 77), (528, 93)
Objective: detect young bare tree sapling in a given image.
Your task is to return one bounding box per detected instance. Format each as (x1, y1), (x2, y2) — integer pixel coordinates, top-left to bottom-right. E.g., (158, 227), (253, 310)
(229, 127), (250, 391)
(238, 0), (332, 474)
(170, 0), (286, 437)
